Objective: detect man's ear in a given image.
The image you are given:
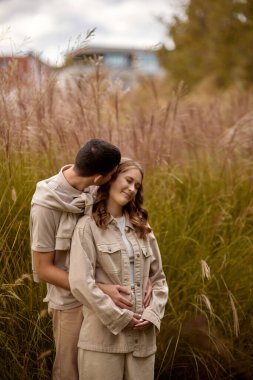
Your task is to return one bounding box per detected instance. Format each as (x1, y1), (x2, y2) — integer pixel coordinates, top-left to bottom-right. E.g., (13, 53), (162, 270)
(93, 174), (103, 185)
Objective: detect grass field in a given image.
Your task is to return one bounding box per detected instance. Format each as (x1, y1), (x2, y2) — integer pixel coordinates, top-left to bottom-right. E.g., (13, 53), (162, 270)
(1, 65), (253, 379)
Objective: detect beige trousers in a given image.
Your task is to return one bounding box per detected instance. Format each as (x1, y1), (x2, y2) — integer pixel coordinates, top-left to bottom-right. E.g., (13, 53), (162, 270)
(50, 305), (83, 380)
(78, 349), (155, 380)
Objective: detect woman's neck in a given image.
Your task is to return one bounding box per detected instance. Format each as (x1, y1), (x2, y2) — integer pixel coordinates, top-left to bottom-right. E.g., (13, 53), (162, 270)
(107, 199), (123, 218)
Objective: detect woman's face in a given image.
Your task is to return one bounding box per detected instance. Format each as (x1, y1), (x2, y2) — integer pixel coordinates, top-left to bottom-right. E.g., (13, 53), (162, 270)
(108, 167), (142, 207)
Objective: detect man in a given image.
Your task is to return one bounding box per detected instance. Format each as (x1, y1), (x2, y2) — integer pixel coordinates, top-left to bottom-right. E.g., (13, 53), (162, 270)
(30, 139), (135, 380)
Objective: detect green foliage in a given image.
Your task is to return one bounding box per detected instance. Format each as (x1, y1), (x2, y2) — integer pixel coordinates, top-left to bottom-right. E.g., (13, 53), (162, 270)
(144, 162), (253, 379)
(159, 0), (253, 88)
(2, 150), (253, 378)
(1, 63), (253, 378)
(0, 155), (54, 380)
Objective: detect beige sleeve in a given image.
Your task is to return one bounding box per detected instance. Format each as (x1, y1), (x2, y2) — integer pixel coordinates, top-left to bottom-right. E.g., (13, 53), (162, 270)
(30, 204), (60, 252)
(141, 232), (169, 331)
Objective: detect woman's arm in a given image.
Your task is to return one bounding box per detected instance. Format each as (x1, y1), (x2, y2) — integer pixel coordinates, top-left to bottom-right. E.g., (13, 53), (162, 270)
(69, 218), (134, 335)
(139, 232), (169, 331)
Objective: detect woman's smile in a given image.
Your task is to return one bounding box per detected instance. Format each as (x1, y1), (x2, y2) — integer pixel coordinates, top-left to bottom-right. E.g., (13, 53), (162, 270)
(107, 168), (142, 216)
(121, 190), (131, 200)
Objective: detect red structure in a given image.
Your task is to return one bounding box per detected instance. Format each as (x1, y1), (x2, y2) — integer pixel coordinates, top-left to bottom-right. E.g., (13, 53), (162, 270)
(0, 52), (52, 86)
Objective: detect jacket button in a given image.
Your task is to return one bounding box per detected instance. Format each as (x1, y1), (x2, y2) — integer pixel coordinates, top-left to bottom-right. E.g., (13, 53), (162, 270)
(136, 282), (140, 287)
(108, 248), (111, 252)
(136, 253), (140, 258)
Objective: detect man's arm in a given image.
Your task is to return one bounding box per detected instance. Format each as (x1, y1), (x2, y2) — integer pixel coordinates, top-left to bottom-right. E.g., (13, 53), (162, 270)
(33, 251), (70, 290)
(31, 204), (151, 308)
(33, 250), (134, 308)
(99, 280), (152, 310)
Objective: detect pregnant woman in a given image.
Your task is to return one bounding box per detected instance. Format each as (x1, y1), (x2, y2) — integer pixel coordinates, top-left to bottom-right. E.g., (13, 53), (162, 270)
(69, 157), (168, 380)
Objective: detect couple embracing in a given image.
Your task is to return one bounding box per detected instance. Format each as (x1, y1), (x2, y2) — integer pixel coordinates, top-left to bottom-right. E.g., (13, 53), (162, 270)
(30, 138), (168, 380)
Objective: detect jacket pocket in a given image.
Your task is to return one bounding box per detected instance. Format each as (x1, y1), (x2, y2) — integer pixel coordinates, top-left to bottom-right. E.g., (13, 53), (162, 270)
(97, 243), (122, 274)
(141, 246), (151, 258)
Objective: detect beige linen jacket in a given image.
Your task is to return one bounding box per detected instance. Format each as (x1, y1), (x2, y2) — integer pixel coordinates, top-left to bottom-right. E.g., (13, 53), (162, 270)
(69, 214), (168, 357)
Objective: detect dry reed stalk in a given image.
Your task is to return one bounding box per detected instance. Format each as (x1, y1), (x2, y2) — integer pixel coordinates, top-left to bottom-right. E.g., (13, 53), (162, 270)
(221, 276), (240, 338)
(200, 260), (211, 281)
(37, 349), (52, 360)
(2, 61), (253, 170)
(196, 294), (214, 315)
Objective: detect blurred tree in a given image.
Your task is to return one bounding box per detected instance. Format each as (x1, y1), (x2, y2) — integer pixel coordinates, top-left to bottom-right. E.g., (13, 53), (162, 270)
(159, 0), (253, 88)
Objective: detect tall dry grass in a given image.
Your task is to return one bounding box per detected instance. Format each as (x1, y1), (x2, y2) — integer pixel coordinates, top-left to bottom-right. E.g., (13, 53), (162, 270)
(145, 162), (253, 379)
(1, 59), (253, 379)
(2, 57), (253, 168)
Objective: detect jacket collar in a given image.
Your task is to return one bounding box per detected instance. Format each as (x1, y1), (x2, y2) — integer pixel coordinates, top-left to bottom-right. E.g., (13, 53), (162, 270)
(108, 213), (135, 230)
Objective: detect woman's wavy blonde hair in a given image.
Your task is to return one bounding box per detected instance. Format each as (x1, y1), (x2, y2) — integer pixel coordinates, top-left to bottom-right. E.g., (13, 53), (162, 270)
(93, 157), (151, 239)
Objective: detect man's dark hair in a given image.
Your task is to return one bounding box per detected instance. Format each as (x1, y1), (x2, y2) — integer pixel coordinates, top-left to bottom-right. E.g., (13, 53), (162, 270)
(73, 139), (121, 176)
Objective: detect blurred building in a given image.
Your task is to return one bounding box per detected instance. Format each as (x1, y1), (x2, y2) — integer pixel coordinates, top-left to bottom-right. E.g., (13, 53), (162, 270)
(0, 52), (52, 87)
(63, 45), (165, 86)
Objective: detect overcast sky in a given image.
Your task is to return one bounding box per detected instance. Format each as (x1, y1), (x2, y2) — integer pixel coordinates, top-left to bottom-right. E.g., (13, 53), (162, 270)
(0, 0), (180, 66)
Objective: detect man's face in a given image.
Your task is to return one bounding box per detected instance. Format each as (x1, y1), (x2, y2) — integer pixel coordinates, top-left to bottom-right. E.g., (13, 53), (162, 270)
(96, 166), (118, 186)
